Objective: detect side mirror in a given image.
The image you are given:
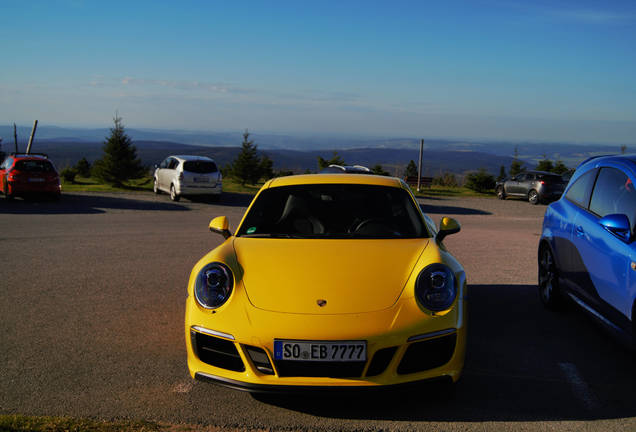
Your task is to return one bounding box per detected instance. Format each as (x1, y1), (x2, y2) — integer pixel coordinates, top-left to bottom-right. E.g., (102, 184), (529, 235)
(209, 216), (232, 239)
(437, 217), (460, 243)
(599, 214), (631, 242)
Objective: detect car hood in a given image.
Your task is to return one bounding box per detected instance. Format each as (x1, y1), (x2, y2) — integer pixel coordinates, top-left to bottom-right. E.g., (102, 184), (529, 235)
(232, 238), (428, 314)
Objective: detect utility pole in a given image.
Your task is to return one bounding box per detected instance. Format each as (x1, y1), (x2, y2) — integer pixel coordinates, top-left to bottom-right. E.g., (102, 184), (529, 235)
(26, 120), (38, 154)
(417, 138), (424, 192)
(13, 123), (18, 153)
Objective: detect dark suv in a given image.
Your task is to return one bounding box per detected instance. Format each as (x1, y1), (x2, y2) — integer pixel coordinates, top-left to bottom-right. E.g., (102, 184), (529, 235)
(496, 170), (566, 204)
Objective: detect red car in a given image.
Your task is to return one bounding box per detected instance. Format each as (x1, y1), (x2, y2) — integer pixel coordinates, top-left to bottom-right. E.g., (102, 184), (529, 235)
(0, 153), (61, 200)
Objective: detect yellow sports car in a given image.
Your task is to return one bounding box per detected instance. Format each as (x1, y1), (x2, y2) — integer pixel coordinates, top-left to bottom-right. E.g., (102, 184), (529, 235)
(185, 173), (466, 392)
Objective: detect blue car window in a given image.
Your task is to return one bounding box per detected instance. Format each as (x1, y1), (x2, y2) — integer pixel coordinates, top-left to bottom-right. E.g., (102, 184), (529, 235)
(589, 168), (636, 230)
(565, 169), (597, 208)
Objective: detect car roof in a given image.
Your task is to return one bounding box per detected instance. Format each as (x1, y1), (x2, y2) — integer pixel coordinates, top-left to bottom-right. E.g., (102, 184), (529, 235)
(171, 155), (216, 162)
(10, 153), (49, 161)
(266, 173), (405, 189)
(577, 154), (636, 170)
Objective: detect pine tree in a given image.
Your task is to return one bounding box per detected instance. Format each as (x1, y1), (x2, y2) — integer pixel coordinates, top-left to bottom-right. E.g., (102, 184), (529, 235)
(404, 160), (418, 178)
(317, 152), (345, 170)
(552, 160), (570, 175)
(371, 164), (389, 176)
(497, 165), (506, 181)
(259, 154), (275, 180)
(92, 115), (145, 186)
(509, 146), (524, 177)
(536, 158), (554, 172)
(75, 157), (91, 178)
(231, 130), (261, 185)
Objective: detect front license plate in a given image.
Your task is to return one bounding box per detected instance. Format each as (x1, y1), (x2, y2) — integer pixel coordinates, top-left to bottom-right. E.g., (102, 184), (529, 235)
(274, 340), (366, 362)
(28, 178), (44, 182)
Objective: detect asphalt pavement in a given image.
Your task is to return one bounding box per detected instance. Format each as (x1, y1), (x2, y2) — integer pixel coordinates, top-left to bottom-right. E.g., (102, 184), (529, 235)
(0, 191), (634, 431)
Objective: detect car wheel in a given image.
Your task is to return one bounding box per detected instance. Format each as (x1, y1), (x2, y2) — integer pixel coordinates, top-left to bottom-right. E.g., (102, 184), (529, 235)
(538, 246), (562, 309)
(496, 186), (506, 200)
(170, 184), (180, 202)
(528, 189), (539, 205)
(153, 178), (160, 194)
(3, 182), (13, 201)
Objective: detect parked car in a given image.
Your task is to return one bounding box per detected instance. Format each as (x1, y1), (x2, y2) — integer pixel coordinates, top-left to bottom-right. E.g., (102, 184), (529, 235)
(0, 153), (61, 200)
(538, 154), (635, 349)
(496, 170), (566, 204)
(185, 173), (467, 392)
(153, 155), (222, 202)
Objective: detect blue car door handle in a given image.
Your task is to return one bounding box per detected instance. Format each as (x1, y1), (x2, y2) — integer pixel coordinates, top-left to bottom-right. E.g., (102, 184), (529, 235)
(575, 226), (585, 237)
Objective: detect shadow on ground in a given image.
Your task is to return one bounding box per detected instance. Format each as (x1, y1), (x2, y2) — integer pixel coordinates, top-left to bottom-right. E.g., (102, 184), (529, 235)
(250, 284), (635, 422)
(420, 203), (491, 215)
(190, 192), (254, 208)
(0, 193), (189, 214)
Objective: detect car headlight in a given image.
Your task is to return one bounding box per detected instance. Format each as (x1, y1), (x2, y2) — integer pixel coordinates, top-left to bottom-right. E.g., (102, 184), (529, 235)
(415, 263), (457, 312)
(194, 262), (233, 309)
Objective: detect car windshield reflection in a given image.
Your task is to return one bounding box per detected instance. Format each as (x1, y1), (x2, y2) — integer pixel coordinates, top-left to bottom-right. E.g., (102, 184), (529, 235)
(237, 184), (429, 239)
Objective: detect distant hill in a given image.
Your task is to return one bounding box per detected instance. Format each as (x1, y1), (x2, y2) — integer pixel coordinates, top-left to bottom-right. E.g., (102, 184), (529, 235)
(1, 124), (629, 175)
(9, 139), (519, 176)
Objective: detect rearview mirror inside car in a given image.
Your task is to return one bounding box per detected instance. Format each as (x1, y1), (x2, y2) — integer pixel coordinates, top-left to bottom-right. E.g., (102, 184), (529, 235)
(209, 216), (232, 239)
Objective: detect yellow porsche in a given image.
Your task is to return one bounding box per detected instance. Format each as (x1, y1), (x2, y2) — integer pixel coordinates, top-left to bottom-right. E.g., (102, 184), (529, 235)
(185, 173), (466, 392)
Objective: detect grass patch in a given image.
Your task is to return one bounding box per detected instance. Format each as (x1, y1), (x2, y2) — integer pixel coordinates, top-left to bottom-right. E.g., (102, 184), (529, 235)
(60, 175), (495, 200)
(411, 185), (495, 198)
(0, 414), (160, 432)
(218, 178), (263, 195)
(61, 176), (153, 193)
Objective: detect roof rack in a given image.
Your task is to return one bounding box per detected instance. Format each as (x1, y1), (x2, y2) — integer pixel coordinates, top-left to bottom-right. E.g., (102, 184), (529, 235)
(320, 164), (372, 174)
(10, 152), (49, 158)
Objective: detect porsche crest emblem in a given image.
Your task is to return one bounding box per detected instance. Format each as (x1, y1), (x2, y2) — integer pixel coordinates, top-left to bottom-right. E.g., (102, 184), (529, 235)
(317, 299), (327, 307)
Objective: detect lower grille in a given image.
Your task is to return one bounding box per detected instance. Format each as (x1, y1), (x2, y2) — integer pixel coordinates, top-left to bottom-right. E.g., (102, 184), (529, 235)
(397, 333), (456, 375)
(274, 360), (366, 378)
(191, 330), (245, 372)
(366, 346), (397, 377)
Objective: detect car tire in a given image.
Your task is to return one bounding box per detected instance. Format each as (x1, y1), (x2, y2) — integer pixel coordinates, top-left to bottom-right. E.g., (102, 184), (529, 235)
(528, 189), (539, 205)
(538, 245), (562, 309)
(3, 182), (13, 201)
(153, 178), (160, 194)
(496, 186), (506, 200)
(170, 184), (180, 202)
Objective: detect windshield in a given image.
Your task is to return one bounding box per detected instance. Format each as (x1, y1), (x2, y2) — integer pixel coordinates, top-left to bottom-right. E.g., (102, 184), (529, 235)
(14, 160), (54, 172)
(237, 184), (429, 239)
(183, 160), (217, 174)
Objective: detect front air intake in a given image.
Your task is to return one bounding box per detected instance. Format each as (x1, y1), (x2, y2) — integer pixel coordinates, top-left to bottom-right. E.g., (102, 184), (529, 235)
(191, 330), (245, 372)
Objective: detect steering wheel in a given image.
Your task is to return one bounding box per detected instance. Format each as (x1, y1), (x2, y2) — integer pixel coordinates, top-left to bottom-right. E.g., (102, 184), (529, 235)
(350, 218), (400, 236)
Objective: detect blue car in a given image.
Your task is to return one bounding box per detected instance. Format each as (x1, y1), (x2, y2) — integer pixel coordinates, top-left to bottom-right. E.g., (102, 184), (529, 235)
(538, 154), (636, 349)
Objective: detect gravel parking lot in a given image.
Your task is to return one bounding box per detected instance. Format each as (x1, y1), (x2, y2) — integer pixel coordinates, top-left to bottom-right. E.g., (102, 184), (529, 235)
(0, 191), (634, 431)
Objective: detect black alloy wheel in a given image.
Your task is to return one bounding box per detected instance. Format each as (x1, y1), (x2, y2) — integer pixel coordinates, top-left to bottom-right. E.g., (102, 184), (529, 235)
(539, 246), (562, 309)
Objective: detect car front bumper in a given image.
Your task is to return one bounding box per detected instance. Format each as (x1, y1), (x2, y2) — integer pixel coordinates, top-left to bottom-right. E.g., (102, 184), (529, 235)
(185, 282), (467, 391)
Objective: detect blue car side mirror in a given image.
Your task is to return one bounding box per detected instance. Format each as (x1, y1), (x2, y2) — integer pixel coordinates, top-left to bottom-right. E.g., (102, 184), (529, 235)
(598, 214), (631, 241)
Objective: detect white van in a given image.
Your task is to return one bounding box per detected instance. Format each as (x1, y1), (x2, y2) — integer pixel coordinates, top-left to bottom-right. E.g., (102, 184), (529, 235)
(153, 155), (222, 202)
